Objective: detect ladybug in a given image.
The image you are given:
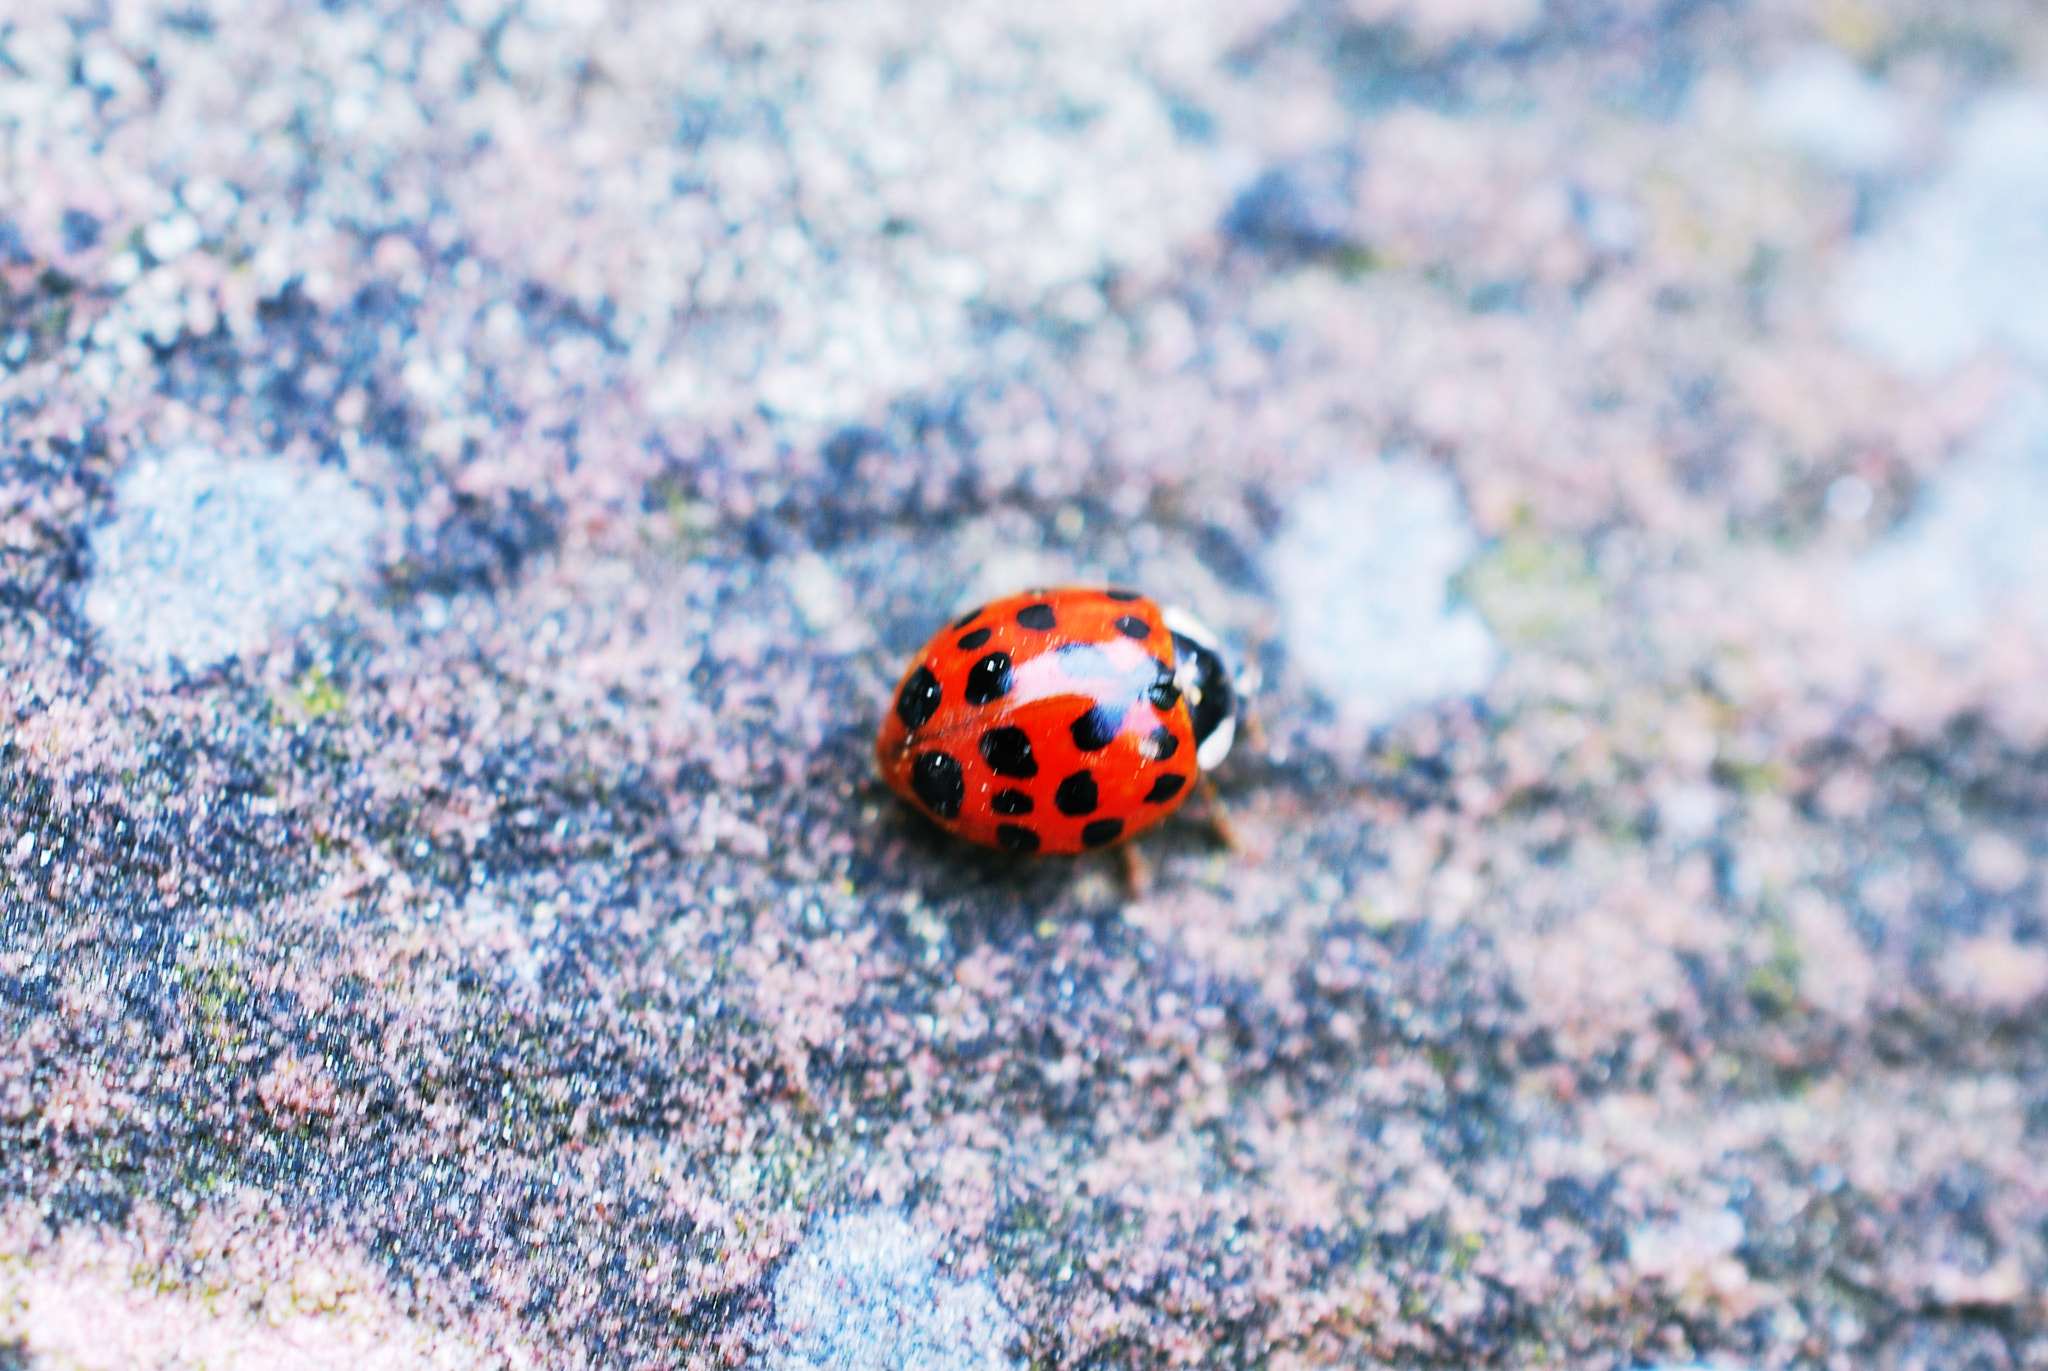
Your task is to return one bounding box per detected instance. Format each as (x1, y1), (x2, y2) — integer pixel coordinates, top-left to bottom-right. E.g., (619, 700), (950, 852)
(876, 587), (1238, 854)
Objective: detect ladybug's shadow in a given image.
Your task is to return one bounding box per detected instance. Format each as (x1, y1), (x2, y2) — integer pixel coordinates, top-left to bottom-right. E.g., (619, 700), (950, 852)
(892, 806), (1087, 896)
(856, 784), (1229, 949)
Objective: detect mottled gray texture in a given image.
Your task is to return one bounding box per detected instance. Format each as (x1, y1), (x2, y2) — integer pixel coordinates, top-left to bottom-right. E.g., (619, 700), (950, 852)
(2, 1), (2048, 1369)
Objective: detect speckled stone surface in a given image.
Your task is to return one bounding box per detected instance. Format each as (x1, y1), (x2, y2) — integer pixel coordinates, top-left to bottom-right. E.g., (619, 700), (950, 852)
(3, 1), (2048, 1368)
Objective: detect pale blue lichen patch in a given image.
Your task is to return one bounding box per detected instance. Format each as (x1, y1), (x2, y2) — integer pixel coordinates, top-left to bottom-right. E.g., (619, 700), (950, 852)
(1836, 94), (2048, 374)
(1850, 385), (2048, 650)
(1268, 459), (1497, 725)
(771, 1211), (1020, 1371)
(83, 447), (380, 670)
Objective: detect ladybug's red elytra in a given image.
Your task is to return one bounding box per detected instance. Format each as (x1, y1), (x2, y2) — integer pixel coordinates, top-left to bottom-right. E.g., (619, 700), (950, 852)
(876, 587), (1238, 854)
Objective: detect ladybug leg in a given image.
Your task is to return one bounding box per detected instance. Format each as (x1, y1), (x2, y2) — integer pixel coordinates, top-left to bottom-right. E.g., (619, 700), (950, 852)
(1197, 774), (1239, 851)
(1240, 702), (1269, 753)
(1234, 653), (1268, 753)
(1116, 842), (1153, 899)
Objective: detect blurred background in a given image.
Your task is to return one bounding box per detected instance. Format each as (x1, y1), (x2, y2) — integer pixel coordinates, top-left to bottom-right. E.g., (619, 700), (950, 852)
(2, 1), (2046, 1368)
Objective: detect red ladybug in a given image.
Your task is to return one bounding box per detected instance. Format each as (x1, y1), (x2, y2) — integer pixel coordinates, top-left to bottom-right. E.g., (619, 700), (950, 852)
(876, 587), (1238, 854)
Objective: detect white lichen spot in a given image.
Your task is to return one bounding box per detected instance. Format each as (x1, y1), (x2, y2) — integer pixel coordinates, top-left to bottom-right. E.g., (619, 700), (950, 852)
(784, 552), (872, 654)
(1629, 1206), (1751, 1307)
(1753, 47), (1908, 174)
(1268, 459), (1497, 725)
(84, 447), (379, 670)
(1939, 934), (2048, 1014)
(1962, 833), (2029, 895)
(771, 1211), (1020, 1371)
(1848, 386), (2048, 651)
(1837, 93), (2048, 373)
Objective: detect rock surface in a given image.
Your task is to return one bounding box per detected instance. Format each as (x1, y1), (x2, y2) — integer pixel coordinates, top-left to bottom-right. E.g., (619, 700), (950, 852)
(2, 1), (2047, 1368)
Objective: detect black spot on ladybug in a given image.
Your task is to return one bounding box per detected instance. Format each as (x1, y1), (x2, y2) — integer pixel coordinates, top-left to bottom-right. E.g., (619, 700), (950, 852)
(1104, 588), (1142, 601)
(997, 824), (1040, 853)
(1081, 818), (1124, 847)
(965, 652), (1014, 705)
(1016, 602), (1057, 631)
(956, 626), (993, 650)
(1114, 615), (1151, 639)
(896, 667), (942, 730)
(1144, 727), (1180, 761)
(910, 752), (964, 819)
(1145, 774), (1187, 804)
(979, 726), (1038, 779)
(1070, 705), (1123, 751)
(1147, 659), (1181, 711)
(992, 788), (1034, 815)
(1054, 771), (1099, 816)
(952, 605), (984, 629)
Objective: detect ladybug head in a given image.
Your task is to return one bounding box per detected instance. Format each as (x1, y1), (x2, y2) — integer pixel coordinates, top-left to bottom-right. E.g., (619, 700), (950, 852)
(1162, 606), (1238, 771)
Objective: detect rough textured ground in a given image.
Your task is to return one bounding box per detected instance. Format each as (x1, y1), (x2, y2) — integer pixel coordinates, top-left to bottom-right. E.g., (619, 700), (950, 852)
(3, 0), (2048, 1367)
